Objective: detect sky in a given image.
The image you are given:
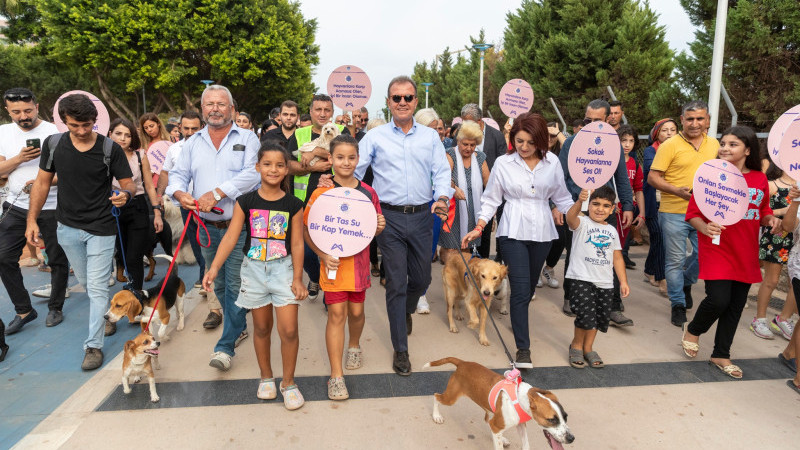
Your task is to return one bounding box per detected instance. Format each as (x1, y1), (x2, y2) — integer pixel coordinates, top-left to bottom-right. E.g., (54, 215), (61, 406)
(296, 0), (699, 120)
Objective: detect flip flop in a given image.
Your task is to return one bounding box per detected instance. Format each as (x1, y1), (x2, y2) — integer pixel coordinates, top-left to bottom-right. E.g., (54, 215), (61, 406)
(710, 361), (742, 379)
(568, 346), (585, 369)
(681, 323), (699, 359)
(371, 264), (380, 277)
(778, 353), (797, 372)
(584, 351), (604, 368)
(787, 379), (800, 395)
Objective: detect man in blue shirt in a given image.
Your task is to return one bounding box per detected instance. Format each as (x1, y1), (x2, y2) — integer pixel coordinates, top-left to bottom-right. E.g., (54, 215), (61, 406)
(167, 85), (260, 371)
(355, 76), (453, 376)
(558, 99), (635, 327)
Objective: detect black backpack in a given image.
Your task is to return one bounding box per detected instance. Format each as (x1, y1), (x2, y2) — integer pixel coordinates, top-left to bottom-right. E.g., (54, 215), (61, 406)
(44, 133), (114, 177)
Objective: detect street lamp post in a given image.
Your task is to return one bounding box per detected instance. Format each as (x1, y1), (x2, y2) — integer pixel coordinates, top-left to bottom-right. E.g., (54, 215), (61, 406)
(472, 43), (494, 112)
(420, 82), (434, 108)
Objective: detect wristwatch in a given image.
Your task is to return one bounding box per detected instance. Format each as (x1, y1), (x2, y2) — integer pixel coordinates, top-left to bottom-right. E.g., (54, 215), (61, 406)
(212, 189), (222, 202)
(438, 196), (450, 208)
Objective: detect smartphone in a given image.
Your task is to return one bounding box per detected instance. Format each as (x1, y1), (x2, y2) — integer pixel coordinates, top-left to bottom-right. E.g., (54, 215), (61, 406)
(26, 138), (41, 149)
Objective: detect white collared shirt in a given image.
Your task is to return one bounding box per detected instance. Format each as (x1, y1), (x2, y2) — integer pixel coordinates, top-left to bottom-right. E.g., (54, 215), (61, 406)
(478, 151), (574, 242)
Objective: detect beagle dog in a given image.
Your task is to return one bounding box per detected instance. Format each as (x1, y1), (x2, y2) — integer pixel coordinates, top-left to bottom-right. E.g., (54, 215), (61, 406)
(122, 332), (160, 403)
(105, 255), (185, 342)
(424, 357), (574, 450)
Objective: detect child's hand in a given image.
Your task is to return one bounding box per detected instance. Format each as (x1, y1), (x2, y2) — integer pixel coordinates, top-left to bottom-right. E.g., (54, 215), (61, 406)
(620, 282), (630, 298)
(320, 254), (340, 272)
(291, 278), (308, 301)
(202, 268), (218, 292)
(578, 189), (589, 203)
(789, 184), (800, 200)
(376, 214), (386, 234)
(704, 222), (725, 237)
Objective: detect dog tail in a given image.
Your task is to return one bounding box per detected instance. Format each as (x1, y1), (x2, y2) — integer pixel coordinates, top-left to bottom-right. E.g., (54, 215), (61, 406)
(422, 357), (463, 370)
(153, 254), (178, 276)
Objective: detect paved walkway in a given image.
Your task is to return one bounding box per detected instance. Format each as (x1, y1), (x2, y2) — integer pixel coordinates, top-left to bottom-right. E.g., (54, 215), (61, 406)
(2, 246), (800, 449)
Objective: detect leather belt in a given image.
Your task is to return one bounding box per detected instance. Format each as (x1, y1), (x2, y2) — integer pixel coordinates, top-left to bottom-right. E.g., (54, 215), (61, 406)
(205, 219), (231, 229)
(380, 202), (428, 214)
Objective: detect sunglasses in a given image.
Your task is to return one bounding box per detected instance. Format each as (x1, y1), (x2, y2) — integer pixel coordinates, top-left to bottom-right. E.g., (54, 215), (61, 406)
(391, 94), (415, 103)
(4, 94), (33, 103)
(582, 117), (602, 126)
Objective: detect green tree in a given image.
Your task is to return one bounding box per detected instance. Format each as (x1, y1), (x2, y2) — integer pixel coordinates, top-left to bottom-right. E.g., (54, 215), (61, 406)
(498, 0), (674, 132)
(677, 0), (800, 129)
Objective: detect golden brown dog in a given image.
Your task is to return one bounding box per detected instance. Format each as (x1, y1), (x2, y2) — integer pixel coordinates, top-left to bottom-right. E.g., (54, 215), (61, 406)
(424, 357), (574, 449)
(442, 253), (509, 345)
(122, 332), (160, 403)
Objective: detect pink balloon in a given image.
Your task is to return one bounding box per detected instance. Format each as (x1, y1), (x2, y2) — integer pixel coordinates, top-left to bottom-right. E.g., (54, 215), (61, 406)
(147, 141), (171, 174)
(53, 90), (111, 135)
(451, 117), (463, 125)
(326, 65), (372, 111)
(498, 79), (534, 118)
(767, 104), (800, 170)
(778, 117), (800, 180)
(307, 187), (378, 258)
(567, 121), (621, 189)
(692, 159), (749, 226)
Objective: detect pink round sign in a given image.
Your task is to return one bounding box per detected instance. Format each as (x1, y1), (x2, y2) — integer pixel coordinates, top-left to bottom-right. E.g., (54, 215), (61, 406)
(768, 104), (800, 170)
(326, 65), (371, 111)
(53, 90), (111, 135)
(483, 118), (500, 131)
(307, 187), (377, 258)
(692, 159), (749, 226)
(498, 79), (534, 118)
(451, 117), (463, 125)
(147, 140), (171, 174)
(567, 121), (621, 189)
(778, 117), (800, 180)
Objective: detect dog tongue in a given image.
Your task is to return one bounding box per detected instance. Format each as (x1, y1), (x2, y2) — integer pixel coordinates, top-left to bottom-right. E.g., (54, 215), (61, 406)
(544, 431), (564, 450)
(145, 349), (160, 355)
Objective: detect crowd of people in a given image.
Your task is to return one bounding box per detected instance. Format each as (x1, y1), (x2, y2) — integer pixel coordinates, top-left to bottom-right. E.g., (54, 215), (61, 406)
(1, 76), (799, 409)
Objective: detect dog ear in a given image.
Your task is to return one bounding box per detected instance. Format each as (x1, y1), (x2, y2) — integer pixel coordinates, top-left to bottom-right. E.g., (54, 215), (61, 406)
(124, 340), (135, 353)
(500, 264), (508, 280)
(126, 298), (141, 322)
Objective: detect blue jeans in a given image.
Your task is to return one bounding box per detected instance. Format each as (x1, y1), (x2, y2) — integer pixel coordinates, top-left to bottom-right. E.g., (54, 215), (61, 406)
(201, 226), (247, 356)
(56, 223), (116, 350)
(659, 212), (699, 308)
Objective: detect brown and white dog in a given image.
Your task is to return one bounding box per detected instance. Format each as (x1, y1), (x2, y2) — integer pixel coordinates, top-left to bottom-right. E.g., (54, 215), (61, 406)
(122, 332), (160, 403)
(424, 357), (574, 449)
(442, 253), (509, 345)
(104, 255), (186, 342)
(294, 122), (341, 167)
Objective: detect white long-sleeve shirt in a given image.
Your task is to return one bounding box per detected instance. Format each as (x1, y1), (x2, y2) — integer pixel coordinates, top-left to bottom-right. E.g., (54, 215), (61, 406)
(478, 151), (574, 242)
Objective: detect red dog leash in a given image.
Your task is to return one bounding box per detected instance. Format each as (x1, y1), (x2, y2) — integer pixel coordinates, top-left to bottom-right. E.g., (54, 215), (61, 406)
(144, 201), (217, 333)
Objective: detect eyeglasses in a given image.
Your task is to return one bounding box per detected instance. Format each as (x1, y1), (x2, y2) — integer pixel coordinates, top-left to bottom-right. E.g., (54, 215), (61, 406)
(390, 94), (415, 103)
(203, 102), (229, 110)
(582, 117), (602, 126)
(4, 94), (33, 103)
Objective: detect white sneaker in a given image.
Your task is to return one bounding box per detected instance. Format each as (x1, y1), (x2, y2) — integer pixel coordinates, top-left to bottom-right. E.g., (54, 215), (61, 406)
(416, 295), (431, 314)
(770, 316), (795, 340)
(541, 266), (559, 288)
(32, 284), (70, 298)
(750, 317), (774, 339)
(209, 351), (232, 371)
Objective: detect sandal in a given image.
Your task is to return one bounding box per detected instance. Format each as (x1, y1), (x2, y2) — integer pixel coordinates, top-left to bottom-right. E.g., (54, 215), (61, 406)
(257, 378), (277, 400)
(371, 264), (380, 278)
(681, 323), (699, 359)
(280, 383), (305, 410)
(568, 346), (585, 369)
(710, 361), (742, 379)
(327, 376), (349, 400)
(346, 346), (363, 370)
(787, 379), (800, 395)
(584, 351), (604, 368)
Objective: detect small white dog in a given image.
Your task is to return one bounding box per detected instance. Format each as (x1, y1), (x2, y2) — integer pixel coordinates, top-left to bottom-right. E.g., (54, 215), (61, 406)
(294, 122), (341, 167)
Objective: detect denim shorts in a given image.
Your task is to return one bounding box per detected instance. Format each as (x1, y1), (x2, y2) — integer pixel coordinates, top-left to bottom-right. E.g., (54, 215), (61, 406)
(236, 256), (298, 309)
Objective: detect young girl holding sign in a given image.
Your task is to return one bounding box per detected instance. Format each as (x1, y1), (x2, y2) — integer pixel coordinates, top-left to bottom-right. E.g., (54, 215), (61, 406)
(202, 143), (308, 410)
(681, 126), (781, 379)
(304, 135), (385, 400)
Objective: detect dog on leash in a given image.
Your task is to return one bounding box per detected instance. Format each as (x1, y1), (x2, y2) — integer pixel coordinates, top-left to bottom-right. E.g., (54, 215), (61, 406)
(442, 252), (509, 345)
(424, 357), (573, 449)
(122, 332), (160, 403)
(293, 122), (340, 167)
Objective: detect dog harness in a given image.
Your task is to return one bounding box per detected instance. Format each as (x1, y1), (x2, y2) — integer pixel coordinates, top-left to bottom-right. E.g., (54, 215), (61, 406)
(488, 369), (533, 424)
(123, 284), (147, 307)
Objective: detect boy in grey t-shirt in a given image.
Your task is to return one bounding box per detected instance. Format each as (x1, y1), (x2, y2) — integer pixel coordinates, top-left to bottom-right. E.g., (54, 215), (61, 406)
(565, 186), (630, 369)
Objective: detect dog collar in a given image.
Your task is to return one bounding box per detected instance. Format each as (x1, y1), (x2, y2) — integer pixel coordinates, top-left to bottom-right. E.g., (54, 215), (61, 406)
(123, 284), (147, 306)
(488, 371), (533, 424)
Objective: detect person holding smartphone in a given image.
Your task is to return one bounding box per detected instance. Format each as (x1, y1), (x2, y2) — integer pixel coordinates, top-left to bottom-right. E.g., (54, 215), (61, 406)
(0, 88), (69, 335)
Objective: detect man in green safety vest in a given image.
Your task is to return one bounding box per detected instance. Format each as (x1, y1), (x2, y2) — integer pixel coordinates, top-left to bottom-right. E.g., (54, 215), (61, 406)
(287, 93), (348, 301)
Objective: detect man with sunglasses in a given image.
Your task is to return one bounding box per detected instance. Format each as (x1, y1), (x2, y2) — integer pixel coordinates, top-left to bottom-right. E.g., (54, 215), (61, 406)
(558, 99), (635, 327)
(355, 76), (453, 376)
(0, 88), (69, 336)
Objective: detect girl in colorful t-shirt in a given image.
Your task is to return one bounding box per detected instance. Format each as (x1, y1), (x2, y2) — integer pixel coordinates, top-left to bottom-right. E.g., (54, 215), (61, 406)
(680, 126), (780, 379)
(203, 142), (308, 410)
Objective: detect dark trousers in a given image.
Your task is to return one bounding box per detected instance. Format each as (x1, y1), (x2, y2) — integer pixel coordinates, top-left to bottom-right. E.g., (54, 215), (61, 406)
(687, 279), (750, 359)
(377, 209), (433, 352)
(644, 216), (665, 281)
(564, 213), (622, 311)
(0, 204), (69, 314)
(113, 196), (150, 290)
(499, 236), (551, 350)
(478, 218), (493, 259)
(0, 318), (5, 348)
(181, 207), (206, 279)
(545, 222), (568, 268)
(493, 202), (505, 262)
(304, 243), (320, 284)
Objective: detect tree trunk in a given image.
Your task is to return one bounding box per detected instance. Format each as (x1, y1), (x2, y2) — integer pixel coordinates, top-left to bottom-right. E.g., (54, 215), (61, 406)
(95, 72), (137, 123)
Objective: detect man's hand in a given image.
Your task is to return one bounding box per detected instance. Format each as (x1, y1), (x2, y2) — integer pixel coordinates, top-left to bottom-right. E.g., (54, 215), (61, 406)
(376, 214), (386, 235)
(431, 199), (448, 220)
(301, 148), (327, 167)
(677, 186), (692, 201)
(109, 191), (129, 207)
(25, 222), (41, 247)
(197, 191), (219, 212)
(17, 146), (41, 163)
(176, 192), (198, 210)
(621, 210), (633, 229)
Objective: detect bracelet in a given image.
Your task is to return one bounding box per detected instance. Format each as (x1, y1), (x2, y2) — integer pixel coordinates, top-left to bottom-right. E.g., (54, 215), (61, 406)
(474, 225), (484, 233)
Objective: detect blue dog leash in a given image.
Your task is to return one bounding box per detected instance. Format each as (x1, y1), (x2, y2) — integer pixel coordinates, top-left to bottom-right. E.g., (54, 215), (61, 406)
(110, 190), (133, 286)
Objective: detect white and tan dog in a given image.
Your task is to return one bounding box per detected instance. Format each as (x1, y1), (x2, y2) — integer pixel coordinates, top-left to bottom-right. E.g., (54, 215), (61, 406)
(122, 332), (160, 403)
(294, 122), (341, 167)
(424, 357), (574, 450)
